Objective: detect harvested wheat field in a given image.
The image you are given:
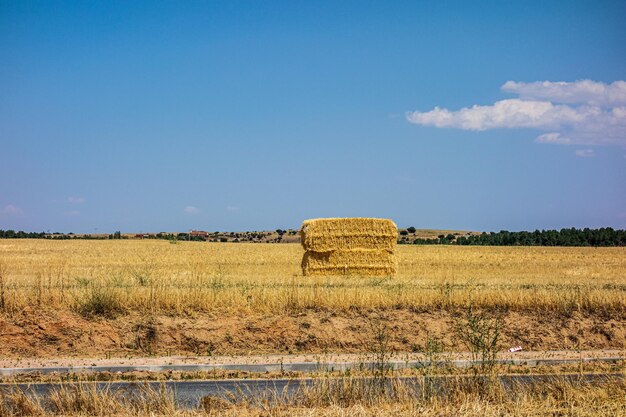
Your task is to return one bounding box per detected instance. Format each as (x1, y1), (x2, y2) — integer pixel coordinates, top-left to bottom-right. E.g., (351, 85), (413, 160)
(0, 239), (625, 358)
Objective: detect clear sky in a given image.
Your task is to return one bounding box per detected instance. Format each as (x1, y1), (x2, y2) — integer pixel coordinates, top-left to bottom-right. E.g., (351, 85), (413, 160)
(1, 1), (625, 233)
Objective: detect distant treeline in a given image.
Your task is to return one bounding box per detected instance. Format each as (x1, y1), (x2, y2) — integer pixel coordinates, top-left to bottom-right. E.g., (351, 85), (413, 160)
(0, 230), (256, 242)
(0, 230), (108, 240)
(2, 227), (626, 246)
(410, 228), (626, 247)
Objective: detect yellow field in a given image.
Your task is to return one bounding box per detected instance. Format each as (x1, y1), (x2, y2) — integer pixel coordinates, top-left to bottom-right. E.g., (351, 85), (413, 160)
(1, 239), (624, 315)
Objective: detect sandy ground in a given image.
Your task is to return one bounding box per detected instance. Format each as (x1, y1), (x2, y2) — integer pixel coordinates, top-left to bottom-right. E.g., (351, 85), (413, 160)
(0, 349), (624, 371)
(1, 309), (624, 360)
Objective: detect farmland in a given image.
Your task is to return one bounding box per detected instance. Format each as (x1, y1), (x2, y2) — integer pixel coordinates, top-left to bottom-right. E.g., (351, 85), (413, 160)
(0, 239), (624, 358)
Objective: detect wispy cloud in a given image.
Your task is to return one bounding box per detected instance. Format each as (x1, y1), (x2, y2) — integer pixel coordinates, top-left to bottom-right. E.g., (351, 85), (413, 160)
(64, 210), (80, 216)
(183, 206), (200, 214)
(1, 204), (23, 216)
(501, 80), (626, 107)
(406, 80), (626, 146)
(68, 196), (85, 204)
(226, 206), (240, 212)
(575, 149), (594, 158)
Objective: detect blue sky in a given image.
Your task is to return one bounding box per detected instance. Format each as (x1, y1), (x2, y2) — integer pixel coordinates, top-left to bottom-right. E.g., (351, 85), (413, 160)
(1, 1), (625, 233)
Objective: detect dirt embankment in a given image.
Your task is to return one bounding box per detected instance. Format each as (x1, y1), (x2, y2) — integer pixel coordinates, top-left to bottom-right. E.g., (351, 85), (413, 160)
(1, 309), (624, 359)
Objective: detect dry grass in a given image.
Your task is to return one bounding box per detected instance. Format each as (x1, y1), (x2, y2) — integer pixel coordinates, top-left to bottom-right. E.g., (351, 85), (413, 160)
(1, 240), (623, 414)
(0, 376), (624, 416)
(0, 240), (624, 315)
(0, 382), (177, 416)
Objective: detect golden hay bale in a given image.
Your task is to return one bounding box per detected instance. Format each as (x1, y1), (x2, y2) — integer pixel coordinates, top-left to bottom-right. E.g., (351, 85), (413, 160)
(300, 218), (398, 252)
(302, 249), (398, 276)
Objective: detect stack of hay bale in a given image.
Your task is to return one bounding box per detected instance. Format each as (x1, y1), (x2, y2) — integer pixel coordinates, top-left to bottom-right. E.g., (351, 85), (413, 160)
(300, 217), (398, 276)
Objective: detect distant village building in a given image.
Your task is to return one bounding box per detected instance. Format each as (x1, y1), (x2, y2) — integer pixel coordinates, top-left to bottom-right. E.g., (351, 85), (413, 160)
(190, 230), (209, 238)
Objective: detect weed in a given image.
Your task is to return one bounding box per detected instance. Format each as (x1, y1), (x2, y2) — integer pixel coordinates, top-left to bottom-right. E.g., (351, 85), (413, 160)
(206, 341), (216, 356)
(366, 313), (393, 394)
(133, 316), (158, 353)
(200, 395), (233, 412)
(77, 285), (124, 318)
(454, 303), (502, 393)
(0, 261), (5, 311)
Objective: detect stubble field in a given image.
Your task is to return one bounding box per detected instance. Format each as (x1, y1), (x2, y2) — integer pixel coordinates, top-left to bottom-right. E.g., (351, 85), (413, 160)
(0, 239), (624, 358)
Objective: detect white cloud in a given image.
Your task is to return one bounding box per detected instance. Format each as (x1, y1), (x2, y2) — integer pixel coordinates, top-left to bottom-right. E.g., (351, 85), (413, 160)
(501, 80), (626, 106)
(407, 99), (583, 130)
(575, 149), (594, 157)
(64, 210), (80, 216)
(406, 80), (626, 146)
(68, 197), (85, 204)
(535, 132), (572, 145)
(183, 206), (200, 214)
(1, 204), (23, 216)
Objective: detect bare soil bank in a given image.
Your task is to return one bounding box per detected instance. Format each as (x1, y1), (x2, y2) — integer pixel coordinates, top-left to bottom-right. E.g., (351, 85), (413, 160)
(1, 309), (624, 359)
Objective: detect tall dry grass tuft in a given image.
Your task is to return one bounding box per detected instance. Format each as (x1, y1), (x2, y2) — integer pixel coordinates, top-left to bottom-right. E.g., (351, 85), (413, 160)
(77, 284), (125, 318)
(0, 261), (6, 311)
(46, 383), (121, 415)
(0, 376), (624, 416)
(0, 388), (44, 416)
(0, 382), (177, 417)
(285, 375), (626, 416)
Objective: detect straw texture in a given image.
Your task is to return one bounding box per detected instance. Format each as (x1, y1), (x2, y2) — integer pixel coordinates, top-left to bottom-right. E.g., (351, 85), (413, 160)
(301, 249), (398, 276)
(300, 218), (398, 277)
(300, 217), (397, 252)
